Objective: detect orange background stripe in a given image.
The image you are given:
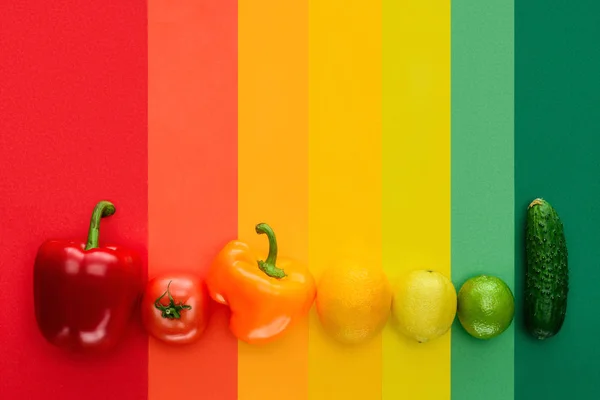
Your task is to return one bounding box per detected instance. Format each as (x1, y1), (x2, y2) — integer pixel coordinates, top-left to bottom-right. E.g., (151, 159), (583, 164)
(307, 1), (383, 399)
(148, 1), (238, 399)
(237, 1), (309, 399)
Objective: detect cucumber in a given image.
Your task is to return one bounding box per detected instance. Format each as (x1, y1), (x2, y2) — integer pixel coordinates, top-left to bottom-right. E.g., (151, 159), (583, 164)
(524, 198), (569, 340)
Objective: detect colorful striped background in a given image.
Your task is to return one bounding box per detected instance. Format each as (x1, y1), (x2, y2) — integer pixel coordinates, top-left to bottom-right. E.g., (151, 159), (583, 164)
(1, 0), (600, 399)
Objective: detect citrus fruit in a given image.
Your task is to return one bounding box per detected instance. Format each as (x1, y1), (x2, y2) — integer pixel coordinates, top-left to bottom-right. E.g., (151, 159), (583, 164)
(316, 263), (392, 345)
(457, 274), (514, 340)
(391, 269), (457, 343)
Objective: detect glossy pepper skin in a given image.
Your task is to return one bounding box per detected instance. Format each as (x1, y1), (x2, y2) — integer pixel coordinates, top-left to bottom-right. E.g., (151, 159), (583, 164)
(206, 223), (316, 345)
(33, 201), (142, 353)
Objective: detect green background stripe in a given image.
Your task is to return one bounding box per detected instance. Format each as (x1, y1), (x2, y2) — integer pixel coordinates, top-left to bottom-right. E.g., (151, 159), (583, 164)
(515, 1), (600, 398)
(451, 0), (515, 399)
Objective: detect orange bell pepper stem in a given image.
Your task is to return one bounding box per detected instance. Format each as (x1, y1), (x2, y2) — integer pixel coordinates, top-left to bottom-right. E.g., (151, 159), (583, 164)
(206, 223), (316, 345)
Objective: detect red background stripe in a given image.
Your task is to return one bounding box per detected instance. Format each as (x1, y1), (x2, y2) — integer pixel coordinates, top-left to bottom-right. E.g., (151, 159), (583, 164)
(0, 1), (148, 399)
(148, 1), (238, 399)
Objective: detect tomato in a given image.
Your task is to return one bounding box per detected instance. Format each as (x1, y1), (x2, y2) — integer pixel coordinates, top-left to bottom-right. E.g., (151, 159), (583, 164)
(141, 273), (210, 345)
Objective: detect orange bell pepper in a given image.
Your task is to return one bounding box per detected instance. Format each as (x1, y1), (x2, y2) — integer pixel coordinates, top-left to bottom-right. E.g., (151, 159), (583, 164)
(206, 223), (316, 345)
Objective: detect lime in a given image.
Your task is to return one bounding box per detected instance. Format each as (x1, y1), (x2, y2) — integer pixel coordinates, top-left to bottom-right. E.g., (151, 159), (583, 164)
(457, 275), (514, 340)
(391, 269), (457, 343)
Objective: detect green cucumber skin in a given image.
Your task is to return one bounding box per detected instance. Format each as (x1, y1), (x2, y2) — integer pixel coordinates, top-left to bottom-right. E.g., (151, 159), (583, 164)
(524, 198), (569, 340)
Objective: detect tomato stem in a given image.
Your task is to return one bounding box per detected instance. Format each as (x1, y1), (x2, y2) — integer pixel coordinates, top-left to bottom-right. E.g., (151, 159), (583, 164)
(154, 281), (192, 319)
(85, 200), (116, 251)
(256, 223), (286, 279)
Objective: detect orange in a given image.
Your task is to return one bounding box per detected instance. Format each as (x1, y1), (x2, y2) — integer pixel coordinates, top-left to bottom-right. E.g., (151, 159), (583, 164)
(315, 262), (392, 345)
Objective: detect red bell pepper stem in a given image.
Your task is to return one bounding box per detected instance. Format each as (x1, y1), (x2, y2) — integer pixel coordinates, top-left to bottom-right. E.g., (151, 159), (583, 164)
(85, 200), (116, 250)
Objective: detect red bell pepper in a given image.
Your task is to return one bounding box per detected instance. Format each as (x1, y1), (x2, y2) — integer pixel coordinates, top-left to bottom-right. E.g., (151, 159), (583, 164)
(33, 200), (142, 353)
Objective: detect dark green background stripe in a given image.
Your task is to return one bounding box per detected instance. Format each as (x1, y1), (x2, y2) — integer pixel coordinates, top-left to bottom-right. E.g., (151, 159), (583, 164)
(515, 1), (600, 398)
(451, 1), (514, 399)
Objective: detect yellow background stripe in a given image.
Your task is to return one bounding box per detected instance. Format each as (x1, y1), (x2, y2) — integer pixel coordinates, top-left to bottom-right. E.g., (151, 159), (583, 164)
(382, 1), (451, 399)
(308, 1), (382, 399)
(238, 1), (309, 399)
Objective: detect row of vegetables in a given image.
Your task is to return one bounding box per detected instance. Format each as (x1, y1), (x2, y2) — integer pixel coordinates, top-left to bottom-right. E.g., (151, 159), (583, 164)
(32, 198), (568, 354)
(33, 201), (316, 351)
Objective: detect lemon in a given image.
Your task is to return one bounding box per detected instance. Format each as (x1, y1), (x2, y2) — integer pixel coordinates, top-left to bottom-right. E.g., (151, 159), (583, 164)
(457, 275), (514, 340)
(391, 269), (457, 343)
(316, 263), (392, 345)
